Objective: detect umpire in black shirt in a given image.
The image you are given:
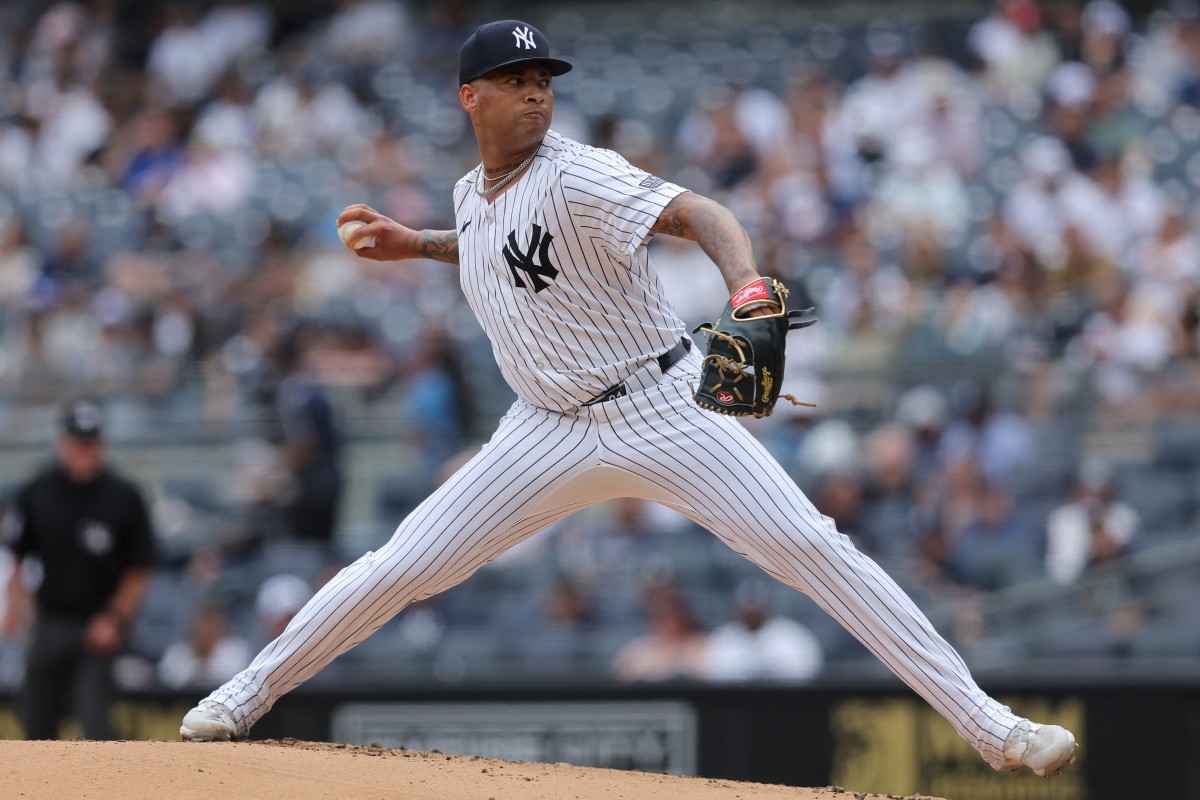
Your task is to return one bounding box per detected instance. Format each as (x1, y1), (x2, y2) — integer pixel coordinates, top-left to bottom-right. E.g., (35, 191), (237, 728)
(1, 400), (156, 739)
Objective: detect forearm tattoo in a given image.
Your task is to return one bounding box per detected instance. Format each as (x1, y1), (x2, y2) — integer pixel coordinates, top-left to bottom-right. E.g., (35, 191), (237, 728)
(418, 229), (459, 264)
(651, 192), (758, 292)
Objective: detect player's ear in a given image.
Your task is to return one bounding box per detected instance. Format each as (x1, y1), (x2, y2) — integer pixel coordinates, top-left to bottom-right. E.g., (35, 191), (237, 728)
(460, 83), (477, 112)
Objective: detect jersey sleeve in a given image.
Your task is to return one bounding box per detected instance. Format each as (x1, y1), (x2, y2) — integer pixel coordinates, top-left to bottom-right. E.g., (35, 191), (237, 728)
(120, 483), (157, 568)
(1, 484), (33, 557)
(452, 173), (475, 233)
(562, 150), (687, 257)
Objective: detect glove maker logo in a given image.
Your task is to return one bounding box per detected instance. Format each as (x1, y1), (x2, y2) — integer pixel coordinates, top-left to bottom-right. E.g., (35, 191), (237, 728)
(716, 391), (734, 404)
(732, 279), (769, 308)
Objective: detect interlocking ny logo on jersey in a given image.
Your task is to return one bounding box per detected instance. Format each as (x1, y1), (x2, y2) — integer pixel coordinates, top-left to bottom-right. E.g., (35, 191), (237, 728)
(503, 223), (559, 292)
(513, 25), (536, 49)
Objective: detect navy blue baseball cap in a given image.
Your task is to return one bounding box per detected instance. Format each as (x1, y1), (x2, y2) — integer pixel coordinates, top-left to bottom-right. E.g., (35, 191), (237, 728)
(458, 20), (572, 85)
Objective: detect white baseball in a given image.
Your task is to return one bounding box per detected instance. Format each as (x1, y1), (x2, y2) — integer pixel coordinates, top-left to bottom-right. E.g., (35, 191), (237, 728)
(338, 220), (376, 250)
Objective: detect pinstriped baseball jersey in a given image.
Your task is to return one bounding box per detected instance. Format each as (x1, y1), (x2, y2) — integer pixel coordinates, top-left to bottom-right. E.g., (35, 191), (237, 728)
(194, 136), (1037, 771)
(454, 130), (688, 411)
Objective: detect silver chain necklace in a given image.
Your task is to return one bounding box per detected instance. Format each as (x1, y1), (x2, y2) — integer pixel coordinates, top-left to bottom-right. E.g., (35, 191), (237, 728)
(474, 149), (537, 198)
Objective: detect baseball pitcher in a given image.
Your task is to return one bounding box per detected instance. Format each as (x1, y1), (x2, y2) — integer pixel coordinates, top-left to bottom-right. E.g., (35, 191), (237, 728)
(182, 19), (1076, 779)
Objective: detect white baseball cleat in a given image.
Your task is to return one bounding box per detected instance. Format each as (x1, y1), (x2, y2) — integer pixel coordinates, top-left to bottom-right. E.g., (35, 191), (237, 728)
(180, 700), (239, 742)
(1001, 719), (1077, 776)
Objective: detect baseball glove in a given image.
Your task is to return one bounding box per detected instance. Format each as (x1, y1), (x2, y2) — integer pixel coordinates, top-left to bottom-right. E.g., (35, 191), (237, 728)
(691, 277), (817, 418)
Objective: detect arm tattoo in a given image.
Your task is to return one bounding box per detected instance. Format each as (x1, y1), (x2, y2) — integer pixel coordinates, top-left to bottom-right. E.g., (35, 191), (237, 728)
(418, 229), (459, 264)
(651, 191), (759, 293)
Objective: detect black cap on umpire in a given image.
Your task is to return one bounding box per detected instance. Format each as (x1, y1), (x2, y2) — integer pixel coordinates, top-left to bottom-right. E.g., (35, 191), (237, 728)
(61, 399), (104, 440)
(458, 20), (573, 85)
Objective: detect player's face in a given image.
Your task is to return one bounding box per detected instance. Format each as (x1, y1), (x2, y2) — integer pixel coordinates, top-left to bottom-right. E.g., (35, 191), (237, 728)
(468, 63), (553, 148)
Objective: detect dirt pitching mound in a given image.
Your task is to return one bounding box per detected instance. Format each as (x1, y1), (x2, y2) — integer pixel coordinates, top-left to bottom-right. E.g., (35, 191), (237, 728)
(0, 739), (945, 800)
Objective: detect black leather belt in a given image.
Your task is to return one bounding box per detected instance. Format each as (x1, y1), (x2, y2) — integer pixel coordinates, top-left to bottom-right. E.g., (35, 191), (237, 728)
(582, 337), (692, 406)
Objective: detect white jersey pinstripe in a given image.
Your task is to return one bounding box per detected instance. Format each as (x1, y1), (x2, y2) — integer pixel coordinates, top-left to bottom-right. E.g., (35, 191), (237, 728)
(201, 131), (1023, 769)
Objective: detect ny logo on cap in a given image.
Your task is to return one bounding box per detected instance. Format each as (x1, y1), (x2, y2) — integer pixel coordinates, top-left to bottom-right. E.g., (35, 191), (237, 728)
(513, 25), (536, 50)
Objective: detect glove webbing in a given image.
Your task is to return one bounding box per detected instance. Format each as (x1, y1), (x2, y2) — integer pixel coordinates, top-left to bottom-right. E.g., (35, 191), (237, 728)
(692, 329), (816, 411)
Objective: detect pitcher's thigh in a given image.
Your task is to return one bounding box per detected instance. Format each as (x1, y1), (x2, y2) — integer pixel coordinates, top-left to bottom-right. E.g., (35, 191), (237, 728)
(606, 389), (849, 589)
(370, 404), (600, 587)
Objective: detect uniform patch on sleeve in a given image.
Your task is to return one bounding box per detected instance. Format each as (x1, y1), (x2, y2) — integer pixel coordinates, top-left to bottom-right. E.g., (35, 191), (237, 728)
(638, 175), (665, 189)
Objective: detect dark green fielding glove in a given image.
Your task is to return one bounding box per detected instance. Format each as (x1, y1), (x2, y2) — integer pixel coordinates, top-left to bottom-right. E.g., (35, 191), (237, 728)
(691, 278), (817, 418)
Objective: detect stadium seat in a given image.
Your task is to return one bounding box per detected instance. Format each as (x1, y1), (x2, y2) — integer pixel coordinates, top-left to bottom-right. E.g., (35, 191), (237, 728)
(1113, 464), (1196, 532)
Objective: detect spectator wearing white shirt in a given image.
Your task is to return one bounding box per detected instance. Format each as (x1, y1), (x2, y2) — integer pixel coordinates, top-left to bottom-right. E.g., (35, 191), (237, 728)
(1045, 460), (1138, 584)
(0, 219), (39, 308)
(1058, 155), (1166, 269)
(1069, 275), (1176, 416)
(200, 1), (272, 72)
(253, 574), (311, 647)
(157, 603), (251, 689)
(702, 580), (823, 683)
(869, 130), (971, 263)
(23, 65), (112, 188)
(1129, 207), (1200, 322)
(910, 74), (984, 180)
(967, 0), (1060, 100)
(818, 226), (913, 339)
(760, 69), (841, 250)
(255, 71), (374, 160)
(903, 34), (985, 179)
(1004, 136), (1075, 268)
(834, 29), (918, 169)
(1080, 0), (1130, 77)
(1128, 1), (1200, 108)
(325, 0), (411, 66)
(146, 5), (227, 106)
(192, 75), (260, 155)
(0, 115), (38, 194)
(155, 128), (255, 222)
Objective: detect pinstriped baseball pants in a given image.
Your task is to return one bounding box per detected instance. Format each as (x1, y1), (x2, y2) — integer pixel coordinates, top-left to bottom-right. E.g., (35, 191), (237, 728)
(207, 350), (1021, 768)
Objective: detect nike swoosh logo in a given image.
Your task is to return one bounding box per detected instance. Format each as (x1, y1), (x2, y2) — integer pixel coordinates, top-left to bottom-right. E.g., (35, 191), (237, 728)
(460, 220), (472, 234)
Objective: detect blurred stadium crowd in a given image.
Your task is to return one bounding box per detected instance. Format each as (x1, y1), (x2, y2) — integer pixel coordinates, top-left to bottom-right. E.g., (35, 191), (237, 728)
(2, 0), (1200, 694)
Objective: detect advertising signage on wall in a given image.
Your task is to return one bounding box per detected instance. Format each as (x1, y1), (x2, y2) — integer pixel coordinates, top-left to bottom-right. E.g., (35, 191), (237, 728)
(831, 696), (1087, 800)
(331, 701), (699, 775)
(0, 682), (1194, 799)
